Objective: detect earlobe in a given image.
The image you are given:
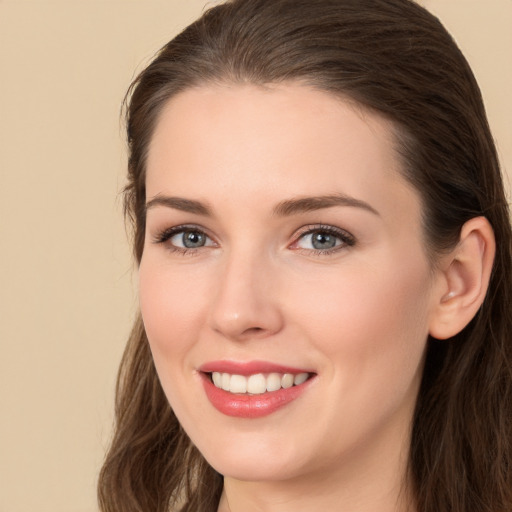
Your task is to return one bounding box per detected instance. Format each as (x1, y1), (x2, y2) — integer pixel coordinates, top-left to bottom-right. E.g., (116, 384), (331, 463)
(429, 217), (495, 340)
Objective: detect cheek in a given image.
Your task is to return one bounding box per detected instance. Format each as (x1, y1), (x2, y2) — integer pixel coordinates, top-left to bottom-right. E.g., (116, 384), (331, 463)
(291, 256), (432, 388)
(138, 258), (207, 362)
(284, 260), (432, 450)
(138, 258), (214, 423)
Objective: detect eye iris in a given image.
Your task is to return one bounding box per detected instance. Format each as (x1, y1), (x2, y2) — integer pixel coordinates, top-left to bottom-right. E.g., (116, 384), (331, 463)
(311, 231), (337, 250)
(183, 231), (205, 248)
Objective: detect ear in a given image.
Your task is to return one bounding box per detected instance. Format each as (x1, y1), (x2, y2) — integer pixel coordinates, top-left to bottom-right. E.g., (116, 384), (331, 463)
(429, 216), (495, 340)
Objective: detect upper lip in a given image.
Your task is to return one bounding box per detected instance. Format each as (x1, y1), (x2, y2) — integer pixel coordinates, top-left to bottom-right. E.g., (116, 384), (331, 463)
(199, 360), (313, 376)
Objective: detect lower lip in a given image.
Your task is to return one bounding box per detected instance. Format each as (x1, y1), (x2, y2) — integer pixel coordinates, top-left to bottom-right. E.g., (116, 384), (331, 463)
(201, 373), (313, 418)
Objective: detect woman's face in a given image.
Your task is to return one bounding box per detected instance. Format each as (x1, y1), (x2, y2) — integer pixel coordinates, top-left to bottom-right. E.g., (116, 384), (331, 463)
(140, 83), (441, 484)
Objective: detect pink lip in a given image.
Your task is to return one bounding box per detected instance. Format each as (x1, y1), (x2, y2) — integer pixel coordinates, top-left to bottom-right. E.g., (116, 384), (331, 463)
(199, 360), (311, 376)
(198, 360), (315, 419)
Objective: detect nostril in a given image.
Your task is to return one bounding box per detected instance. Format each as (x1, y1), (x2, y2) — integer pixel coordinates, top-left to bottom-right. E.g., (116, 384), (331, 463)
(241, 326), (266, 337)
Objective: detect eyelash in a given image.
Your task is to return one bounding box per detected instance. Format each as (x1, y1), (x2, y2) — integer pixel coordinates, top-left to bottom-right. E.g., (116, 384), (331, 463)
(152, 224), (216, 256)
(152, 223), (356, 256)
(291, 224), (356, 255)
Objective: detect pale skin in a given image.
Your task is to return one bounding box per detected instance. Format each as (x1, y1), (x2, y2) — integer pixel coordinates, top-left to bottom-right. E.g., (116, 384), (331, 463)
(139, 83), (495, 512)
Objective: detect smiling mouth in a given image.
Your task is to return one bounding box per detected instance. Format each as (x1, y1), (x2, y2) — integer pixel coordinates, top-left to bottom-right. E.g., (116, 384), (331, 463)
(207, 371), (312, 395)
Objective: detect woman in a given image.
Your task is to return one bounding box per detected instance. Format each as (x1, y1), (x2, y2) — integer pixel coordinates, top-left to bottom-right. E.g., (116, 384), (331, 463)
(98, 0), (512, 511)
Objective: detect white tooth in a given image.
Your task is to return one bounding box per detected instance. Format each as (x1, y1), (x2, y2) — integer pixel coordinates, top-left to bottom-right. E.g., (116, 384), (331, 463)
(294, 373), (308, 385)
(230, 374), (247, 393)
(281, 373), (294, 389)
(212, 372), (222, 388)
(247, 373), (266, 394)
(266, 373), (282, 392)
(221, 373), (231, 391)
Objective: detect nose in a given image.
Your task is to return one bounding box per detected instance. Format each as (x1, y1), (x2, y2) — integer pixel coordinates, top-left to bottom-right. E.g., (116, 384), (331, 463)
(208, 251), (284, 342)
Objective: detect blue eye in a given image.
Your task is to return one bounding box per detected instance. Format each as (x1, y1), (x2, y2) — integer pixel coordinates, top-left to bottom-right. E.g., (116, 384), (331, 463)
(154, 226), (215, 253)
(294, 226), (355, 253)
(299, 231), (340, 250)
(170, 230), (208, 248)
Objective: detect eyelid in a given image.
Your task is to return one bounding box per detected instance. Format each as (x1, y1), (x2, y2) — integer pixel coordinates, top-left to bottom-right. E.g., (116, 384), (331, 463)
(150, 223), (355, 256)
(152, 224), (217, 252)
(289, 224), (356, 253)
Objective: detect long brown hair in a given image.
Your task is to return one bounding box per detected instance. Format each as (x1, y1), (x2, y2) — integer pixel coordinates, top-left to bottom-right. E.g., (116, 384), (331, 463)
(98, 1), (512, 510)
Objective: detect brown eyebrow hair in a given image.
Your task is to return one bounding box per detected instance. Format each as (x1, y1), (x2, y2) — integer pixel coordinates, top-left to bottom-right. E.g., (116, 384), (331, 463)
(145, 193), (379, 217)
(272, 193), (380, 216)
(145, 195), (212, 216)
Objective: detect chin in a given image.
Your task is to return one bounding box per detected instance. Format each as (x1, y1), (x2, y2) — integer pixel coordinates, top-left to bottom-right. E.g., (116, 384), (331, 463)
(209, 456), (302, 483)
(194, 430), (311, 482)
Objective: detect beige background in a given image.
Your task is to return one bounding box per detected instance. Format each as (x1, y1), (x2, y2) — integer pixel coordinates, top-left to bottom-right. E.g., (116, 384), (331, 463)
(0, 1), (510, 511)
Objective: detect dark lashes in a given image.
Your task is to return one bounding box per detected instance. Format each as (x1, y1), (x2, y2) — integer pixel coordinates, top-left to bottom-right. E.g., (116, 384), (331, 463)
(299, 224), (356, 246)
(152, 225), (204, 244)
(151, 224), (356, 249)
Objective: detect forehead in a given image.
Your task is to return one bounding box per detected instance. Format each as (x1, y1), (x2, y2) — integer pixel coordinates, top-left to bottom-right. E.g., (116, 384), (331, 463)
(146, 83), (421, 227)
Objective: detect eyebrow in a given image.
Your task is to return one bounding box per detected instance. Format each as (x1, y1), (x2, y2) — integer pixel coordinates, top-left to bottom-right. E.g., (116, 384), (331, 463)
(145, 195), (212, 216)
(272, 194), (380, 217)
(145, 193), (379, 217)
